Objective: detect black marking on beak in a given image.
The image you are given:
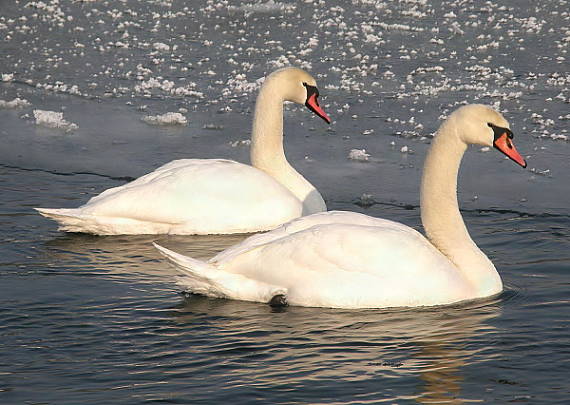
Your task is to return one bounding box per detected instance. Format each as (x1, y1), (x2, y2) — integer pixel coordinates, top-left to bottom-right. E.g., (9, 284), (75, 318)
(489, 122), (527, 168)
(488, 122), (514, 144)
(303, 82), (331, 124)
(303, 82), (319, 97)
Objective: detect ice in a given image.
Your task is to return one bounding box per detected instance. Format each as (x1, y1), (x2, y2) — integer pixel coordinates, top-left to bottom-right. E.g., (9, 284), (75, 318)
(530, 168), (552, 177)
(228, 0), (296, 15)
(230, 139), (251, 147)
(142, 112), (187, 126)
(222, 74), (265, 98)
(153, 42), (170, 52)
(134, 78), (204, 98)
(348, 149), (371, 161)
(1, 0), (569, 214)
(0, 97), (31, 109)
(355, 193), (376, 207)
(33, 110), (78, 132)
(202, 124), (224, 130)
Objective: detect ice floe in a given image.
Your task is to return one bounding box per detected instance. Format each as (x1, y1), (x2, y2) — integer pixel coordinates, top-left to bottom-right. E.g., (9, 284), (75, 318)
(348, 148), (371, 161)
(142, 112), (187, 126)
(0, 97), (31, 109)
(33, 109), (78, 132)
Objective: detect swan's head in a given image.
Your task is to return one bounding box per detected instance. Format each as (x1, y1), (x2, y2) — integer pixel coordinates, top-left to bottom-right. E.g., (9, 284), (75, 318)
(266, 67), (331, 124)
(453, 104), (527, 168)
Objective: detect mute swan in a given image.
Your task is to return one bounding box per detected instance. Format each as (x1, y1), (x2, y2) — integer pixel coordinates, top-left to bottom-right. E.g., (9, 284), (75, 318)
(155, 104), (527, 309)
(36, 67), (331, 235)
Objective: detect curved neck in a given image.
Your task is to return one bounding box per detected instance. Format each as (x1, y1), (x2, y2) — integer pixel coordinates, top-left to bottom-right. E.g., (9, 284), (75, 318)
(420, 119), (501, 296)
(249, 81), (325, 214)
(250, 84), (286, 170)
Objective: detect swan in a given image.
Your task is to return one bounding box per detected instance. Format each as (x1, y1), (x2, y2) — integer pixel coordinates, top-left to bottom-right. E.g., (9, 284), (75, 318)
(36, 67), (331, 235)
(154, 104), (527, 309)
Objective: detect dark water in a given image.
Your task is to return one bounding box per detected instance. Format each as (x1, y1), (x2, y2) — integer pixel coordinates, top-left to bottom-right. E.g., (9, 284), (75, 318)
(1, 0), (569, 403)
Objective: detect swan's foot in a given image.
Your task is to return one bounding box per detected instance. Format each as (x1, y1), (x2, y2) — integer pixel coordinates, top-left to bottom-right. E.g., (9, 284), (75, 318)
(269, 294), (288, 307)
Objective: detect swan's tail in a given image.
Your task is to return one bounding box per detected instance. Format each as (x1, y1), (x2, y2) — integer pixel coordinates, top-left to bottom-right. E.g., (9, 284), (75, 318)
(153, 243), (288, 304)
(35, 207), (90, 232)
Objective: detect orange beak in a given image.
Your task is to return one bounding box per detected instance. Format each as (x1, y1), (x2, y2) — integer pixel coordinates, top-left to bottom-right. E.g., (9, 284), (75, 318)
(304, 84), (331, 124)
(493, 132), (527, 168)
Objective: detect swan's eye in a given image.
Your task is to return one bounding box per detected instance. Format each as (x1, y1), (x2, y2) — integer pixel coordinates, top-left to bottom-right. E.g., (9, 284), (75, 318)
(487, 123), (493, 128)
(302, 82), (308, 88)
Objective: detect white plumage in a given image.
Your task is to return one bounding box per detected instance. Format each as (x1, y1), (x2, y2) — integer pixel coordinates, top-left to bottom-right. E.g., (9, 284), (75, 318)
(155, 211), (465, 308)
(37, 159), (302, 234)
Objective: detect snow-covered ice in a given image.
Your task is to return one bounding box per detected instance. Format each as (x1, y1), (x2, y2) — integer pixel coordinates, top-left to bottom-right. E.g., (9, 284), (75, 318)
(0, 0), (568, 214)
(33, 110), (78, 132)
(348, 148), (371, 161)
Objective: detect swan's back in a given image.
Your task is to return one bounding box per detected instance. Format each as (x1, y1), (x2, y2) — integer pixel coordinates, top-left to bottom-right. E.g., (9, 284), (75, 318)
(211, 211), (392, 263)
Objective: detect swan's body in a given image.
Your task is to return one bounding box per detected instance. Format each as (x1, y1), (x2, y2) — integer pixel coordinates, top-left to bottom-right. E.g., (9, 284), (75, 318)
(156, 104), (527, 309)
(39, 159), (312, 235)
(155, 211), (471, 308)
(36, 67), (330, 235)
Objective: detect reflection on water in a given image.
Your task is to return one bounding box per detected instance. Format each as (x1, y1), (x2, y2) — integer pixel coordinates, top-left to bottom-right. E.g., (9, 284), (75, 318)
(173, 294), (502, 404)
(41, 232), (250, 283)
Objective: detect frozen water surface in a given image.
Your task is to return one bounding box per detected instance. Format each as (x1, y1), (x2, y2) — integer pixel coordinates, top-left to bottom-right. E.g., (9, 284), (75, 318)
(1, 0), (569, 404)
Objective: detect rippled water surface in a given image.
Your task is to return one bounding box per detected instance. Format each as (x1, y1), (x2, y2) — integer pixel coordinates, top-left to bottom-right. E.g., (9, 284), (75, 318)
(1, 0), (569, 403)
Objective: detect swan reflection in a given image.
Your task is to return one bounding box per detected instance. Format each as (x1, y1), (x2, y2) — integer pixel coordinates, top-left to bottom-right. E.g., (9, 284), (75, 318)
(174, 295), (502, 404)
(42, 233), (249, 283)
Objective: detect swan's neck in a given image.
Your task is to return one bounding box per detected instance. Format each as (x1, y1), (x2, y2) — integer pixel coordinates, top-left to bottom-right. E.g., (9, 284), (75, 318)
(250, 82), (325, 214)
(420, 119), (502, 296)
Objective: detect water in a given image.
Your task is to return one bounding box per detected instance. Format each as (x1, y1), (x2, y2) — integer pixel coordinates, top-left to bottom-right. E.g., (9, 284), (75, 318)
(1, 0), (569, 403)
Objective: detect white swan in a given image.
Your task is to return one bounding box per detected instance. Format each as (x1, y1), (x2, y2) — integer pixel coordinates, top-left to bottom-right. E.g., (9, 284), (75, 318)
(155, 104), (527, 309)
(36, 67), (331, 235)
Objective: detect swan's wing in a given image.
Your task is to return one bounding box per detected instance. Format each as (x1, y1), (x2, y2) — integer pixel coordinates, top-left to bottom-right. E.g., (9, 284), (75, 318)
(85, 159), (222, 204)
(211, 210), (395, 263)
(77, 159), (302, 231)
(216, 220), (467, 308)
